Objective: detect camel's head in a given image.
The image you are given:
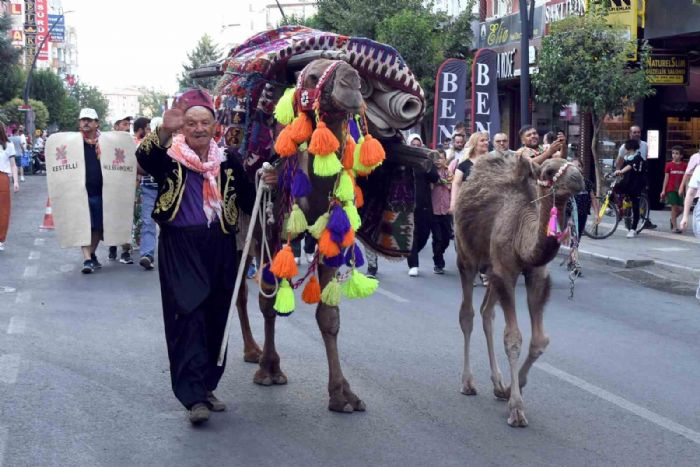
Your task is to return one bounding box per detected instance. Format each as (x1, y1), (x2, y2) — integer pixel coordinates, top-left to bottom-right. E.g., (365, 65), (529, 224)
(298, 59), (363, 115)
(537, 158), (585, 197)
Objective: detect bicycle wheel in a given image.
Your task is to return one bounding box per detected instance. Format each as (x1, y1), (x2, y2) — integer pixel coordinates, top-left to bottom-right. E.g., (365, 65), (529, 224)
(635, 195), (650, 234)
(584, 196), (620, 239)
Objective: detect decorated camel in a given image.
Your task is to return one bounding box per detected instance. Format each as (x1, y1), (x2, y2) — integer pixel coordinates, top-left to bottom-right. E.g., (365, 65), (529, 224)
(203, 27), (428, 412)
(453, 153), (584, 426)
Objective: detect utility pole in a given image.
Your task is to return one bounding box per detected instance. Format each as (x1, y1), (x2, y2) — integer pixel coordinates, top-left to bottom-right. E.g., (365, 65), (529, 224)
(518, 0), (534, 127)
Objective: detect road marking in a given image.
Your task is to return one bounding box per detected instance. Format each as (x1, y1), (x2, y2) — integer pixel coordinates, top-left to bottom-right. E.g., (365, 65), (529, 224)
(376, 287), (409, 303)
(6, 317), (25, 335)
(22, 265), (38, 278)
(650, 247), (688, 253)
(536, 362), (700, 446)
(0, 426), (7, 467)
(33, 238), (45, 246)
(14, 291), (30, 304)
(28, 251), (40, 260)
(0, 354), (20, 384)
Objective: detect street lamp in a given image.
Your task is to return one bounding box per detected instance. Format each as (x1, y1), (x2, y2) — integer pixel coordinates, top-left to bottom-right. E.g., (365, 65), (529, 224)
(22, 9), (75, 137)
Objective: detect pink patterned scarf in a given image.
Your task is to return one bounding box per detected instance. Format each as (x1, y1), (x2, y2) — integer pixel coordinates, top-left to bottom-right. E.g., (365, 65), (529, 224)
(167, 134), (223, 226)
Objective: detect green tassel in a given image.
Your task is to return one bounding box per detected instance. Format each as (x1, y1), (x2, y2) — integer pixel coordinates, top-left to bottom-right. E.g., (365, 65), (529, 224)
(313, 154), (343, 177)
(285, 203), (308, 237)
(321, 278), (341, 306)
(308, 212), (329, 240)
(343, 202), (362, 231)
(274, 87), (296, 126)
(353, 137), (372, 175)
(342, 269), (378, 299)
(334, 171), (354, 202)
(273, 279), (295, 316)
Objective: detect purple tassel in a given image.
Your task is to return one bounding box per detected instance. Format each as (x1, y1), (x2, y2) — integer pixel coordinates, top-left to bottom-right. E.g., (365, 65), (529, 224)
(323, 253), (345, 267)
(327, 205), (351, 236)
(345, 244), (365, 268)
(261, 263), (276, 285)
(291, 169), (312, 198)
(278, 162), (295, 191)
(330, 229), (345, 245)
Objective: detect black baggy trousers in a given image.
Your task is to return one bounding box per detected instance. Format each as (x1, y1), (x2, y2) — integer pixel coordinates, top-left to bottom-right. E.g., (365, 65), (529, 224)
(158, 224), (238, 409)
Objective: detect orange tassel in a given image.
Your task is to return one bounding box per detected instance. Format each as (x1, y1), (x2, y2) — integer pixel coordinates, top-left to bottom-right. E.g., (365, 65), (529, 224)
(359, 134), (386, 167)
(289, 112), (313, 144)
(318, 229), (341, 257)
(270, 244), (298, 279)
(354, 184), (364, 208)
(274, 126), (298, 157)
(341, 228), (355, 248)
(308, 121), (340, 156)
(342, 136), (356, 170)
(301, 275), (321, 304)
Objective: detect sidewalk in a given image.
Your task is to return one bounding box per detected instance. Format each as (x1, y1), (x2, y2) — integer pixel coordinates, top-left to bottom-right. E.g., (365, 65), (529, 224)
(563, 209), (700, 295)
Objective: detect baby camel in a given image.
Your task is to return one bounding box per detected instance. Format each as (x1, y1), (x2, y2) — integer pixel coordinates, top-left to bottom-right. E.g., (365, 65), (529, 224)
(453, 154), (584, 427)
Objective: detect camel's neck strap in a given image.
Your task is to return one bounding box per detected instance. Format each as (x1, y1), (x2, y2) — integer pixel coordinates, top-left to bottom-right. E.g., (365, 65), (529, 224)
(295, 61), (343, 112)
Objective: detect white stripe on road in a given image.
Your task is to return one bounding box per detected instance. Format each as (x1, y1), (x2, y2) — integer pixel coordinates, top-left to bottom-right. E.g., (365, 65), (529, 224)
(6, 317), (25, 335)
(33, 238), (45, 246)
(22, 265), (38, 278)
(0, 354), (20, 384)
(0, 426), (7, 467)
(536, 362), (700, 446)
(376, 287), (409, 303)
(28, 251), (40, 261)
(14, 291), (30, 304)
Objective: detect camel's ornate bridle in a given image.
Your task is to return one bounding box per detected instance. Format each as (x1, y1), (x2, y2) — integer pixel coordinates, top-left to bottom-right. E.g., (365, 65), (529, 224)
(295, 61), (343, 112)
(536, 161), (573, 188)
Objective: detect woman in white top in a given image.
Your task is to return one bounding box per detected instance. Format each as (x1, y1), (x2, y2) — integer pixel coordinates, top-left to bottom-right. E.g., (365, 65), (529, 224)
(0, 122), (20, 251)
(680, 165), (700, 300)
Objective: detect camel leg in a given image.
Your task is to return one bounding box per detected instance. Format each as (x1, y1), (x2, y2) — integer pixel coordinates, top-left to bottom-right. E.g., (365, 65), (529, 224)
(316, 264), (365, 413)
(457, 254), (478, 396)
(491, 272), (528, 427)
(236, 254), (262, 363)
(519, 267), (551, 389)
(480, 286), (507, 399)
(253, 281), (287, 386)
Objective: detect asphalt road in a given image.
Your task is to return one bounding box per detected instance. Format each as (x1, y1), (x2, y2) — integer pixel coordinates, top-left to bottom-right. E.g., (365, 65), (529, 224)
(1, 177), (699, 466)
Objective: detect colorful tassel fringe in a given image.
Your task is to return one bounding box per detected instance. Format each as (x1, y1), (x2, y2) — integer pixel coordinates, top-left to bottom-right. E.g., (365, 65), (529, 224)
(328, 205), (351, 237)
(318, 229), (341, 257)
(274, 126), (297, 157)
(341, 229), (355, 248)
(359, 135), (385, 167)
(321, 278), (341, 306)
(292, 169), (312, 198)
(342, 136), (356, 170)
(342, 270), (378, 299)
(273, 88), (296, 125)
(308, 121), (340, 156)
(354, 184), (364, 208)
(308, 213), (330, 240)
(323, 253), (345, 267)
(353, 137), (372, 176)
(343, 202), (362, 231)
(334, 170), (355, 203)
(261, 263), (275, 285)
(285, 204), (308, 236)
(273, 279), (295, 316)
(270, 244), (298, 279)
(547, 207), (559, 237)
(345, 244), (365, 268)
(302, 275), (321, 304)
(313, 153), (343, 177)
(289, 112), (313, 144)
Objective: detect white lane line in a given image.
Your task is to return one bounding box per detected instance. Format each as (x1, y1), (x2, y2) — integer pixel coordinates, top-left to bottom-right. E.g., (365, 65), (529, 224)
(28, 251), (40, 261)
(0, 426), (7, 467)
(6, 317), (25, 335)
(376, 287), (409, 303)
(14, 291), (31, 304)
(536, 362), (700, 446)
(34, 238), (45, 246)
(22, 265), (38, 278)
(0, 354), (20, 384)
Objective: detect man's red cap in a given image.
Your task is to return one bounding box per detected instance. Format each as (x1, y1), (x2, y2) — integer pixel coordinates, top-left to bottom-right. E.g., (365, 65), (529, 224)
(177, 89), (215, 115)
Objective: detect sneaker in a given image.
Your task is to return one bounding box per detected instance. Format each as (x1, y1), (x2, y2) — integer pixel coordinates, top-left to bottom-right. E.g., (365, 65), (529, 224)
(108, 246), (117, 261)
(139, 255), (154, 270)
(206, 391), (227, 412)
(0, 242), (4, 251)
(305, 253), (315, 264)
(81, 260), (95, 274)
(188, 403), (210, 425)
(90, 254), (102, 269)
(408, 267), (419, 277)
(366, 266), (378, 279)
(246, 260), (257, 279)
(644, 220), (657, 230)
(433, 266), (445, 274)
(626, 229), (636, 238)
(294, 257), (301, 265)
(20, 176), (25, 182)
(119, 251), (133, 264)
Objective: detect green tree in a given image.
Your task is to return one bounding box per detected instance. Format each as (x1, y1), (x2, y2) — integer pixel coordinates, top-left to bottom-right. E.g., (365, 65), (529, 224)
(138, 88), (168, 118)
(57, 83), (110, 131)
(533, 13), (655, 194)
(277, 13), (321, 28)
(0, 64), (24, 104)
(178, 34), (222, 92)
(1, 98), (49, 129)
(313, 0), (425, 39)
(0, 13), (21, 65)
(29, 69), (68, 125)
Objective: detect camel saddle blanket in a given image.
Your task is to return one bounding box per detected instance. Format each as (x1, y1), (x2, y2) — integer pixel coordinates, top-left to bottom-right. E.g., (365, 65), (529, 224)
(46, 132), (137, 248)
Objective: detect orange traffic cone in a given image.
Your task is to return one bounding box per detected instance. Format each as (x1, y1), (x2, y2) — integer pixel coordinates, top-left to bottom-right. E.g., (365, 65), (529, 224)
(40, 198), (55, 230)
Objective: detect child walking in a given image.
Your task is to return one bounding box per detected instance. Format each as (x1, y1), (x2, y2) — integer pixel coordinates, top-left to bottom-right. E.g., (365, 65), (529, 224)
(430, 149), (452, 274)
(661, 146), (688, 233)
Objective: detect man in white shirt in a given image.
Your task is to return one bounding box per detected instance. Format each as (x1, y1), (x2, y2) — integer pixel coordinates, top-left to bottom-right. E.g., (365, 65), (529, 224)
(616, 124), (656, 229)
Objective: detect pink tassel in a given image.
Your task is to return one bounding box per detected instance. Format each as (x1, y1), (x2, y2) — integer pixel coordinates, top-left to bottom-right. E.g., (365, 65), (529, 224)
(547, 207), (559, 237)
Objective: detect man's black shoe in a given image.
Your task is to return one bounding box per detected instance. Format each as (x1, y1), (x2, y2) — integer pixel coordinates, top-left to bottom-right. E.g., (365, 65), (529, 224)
(366, 266), (378, 279)
(108, 246), (117, 260)
(120, 251), (134, 264)
(139, 255), (154, 270)
(90, 253), (102, 269)
(81, 260), (95, 274)
(644, 220), (657, 229)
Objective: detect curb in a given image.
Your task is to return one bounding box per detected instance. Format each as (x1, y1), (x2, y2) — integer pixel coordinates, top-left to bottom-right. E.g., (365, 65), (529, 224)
(559, 246), (654, 269)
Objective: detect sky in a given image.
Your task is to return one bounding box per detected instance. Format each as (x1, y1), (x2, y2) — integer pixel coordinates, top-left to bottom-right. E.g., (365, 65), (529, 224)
(61, 0), (288, 94)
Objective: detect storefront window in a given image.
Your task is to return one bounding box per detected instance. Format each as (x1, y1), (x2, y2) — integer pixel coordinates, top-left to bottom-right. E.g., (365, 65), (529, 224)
(666, 117), (700, 160)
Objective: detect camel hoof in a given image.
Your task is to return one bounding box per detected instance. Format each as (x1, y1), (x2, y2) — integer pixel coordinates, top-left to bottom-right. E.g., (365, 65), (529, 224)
(253, 370), (273, 386)
(494, 386), (509, 401)
(328, 400), (354, 413)
(352, 399), (366, 412)
(244, 349), (262, 364)
(272, 373), (288, 385)
(460, 383), (477, 396)
(507, 409), (528, 428)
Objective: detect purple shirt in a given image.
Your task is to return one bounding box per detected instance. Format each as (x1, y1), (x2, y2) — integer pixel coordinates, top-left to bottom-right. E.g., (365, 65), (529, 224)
(171, 168), (211, 227)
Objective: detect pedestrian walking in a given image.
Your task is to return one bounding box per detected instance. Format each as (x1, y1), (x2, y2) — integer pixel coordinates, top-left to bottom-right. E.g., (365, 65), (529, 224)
(679, 164), (700, 300)
(430, 149), (452, 274)
(133, 117), (158, 270)
(17, 127), (27, 182)
(660, 146), (687, 233)
(136, 89), (276, 425)
(0, 122), (20, 251)
(108, 115), (135, 264)
(614, 139), (646, 238)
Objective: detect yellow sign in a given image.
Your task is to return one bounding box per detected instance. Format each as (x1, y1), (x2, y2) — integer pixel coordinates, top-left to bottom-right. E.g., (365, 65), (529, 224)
(10, 30), (23, 43)
(645, 54), (689, 85)
(587, 0), (643, 60)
